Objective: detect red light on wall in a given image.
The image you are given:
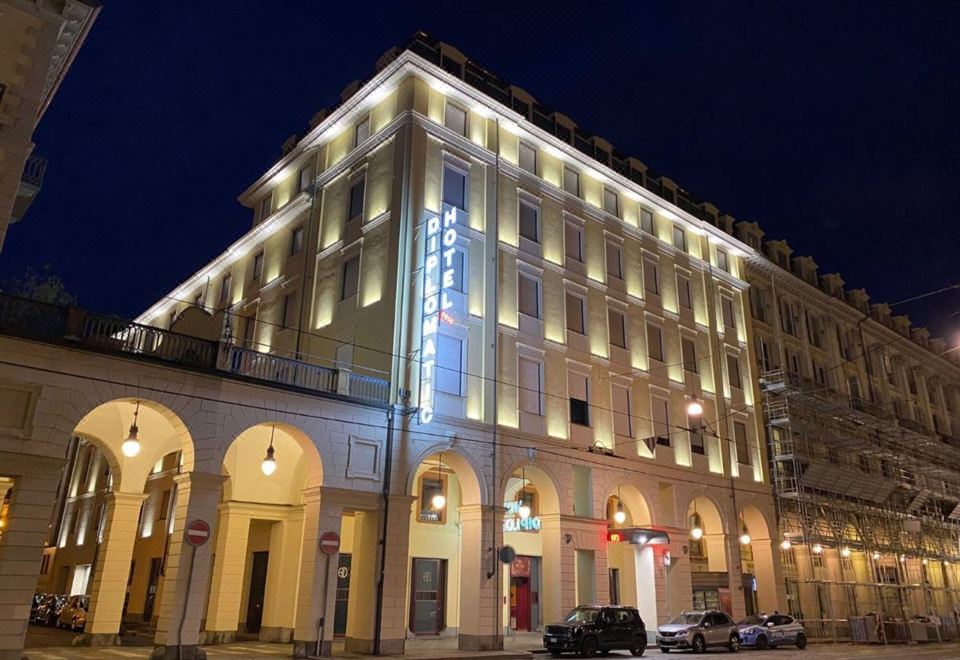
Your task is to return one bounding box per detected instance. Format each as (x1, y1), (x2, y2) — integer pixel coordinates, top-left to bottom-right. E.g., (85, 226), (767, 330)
(608, 532), (622, 543)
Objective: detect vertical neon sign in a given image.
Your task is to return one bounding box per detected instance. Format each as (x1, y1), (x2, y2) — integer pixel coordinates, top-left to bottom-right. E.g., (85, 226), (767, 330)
(419, 206), (460, 424)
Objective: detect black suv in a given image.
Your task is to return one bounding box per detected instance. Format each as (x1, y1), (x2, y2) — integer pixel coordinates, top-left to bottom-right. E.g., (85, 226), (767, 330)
(544, 605), (646, 657)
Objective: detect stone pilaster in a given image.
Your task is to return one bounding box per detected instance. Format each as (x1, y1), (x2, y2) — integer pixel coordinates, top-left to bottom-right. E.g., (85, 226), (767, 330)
(202, 501), (251, 644)
(457, 503), (502, 651)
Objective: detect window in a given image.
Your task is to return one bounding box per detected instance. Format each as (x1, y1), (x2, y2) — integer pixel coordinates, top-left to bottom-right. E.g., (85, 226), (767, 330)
(652, 397), (670, 446)
(298, 162), (314, 194)
(518, 273), (540, 318)
(348, 177), (365, 222)
(566, 292), (585, 334)
(716, 248), (729, 272)
(448, 248), (465, 292)
(354, 115), (370, 147)
(219, 273), (231, 305)
(569, 371), (590, 426)
(677, 274), (692, 309)
(418, 472), (447, 523)
(647, 323), (663, 362)
(436, 334), (463, 395)
(779, 298), (796, 335)
(565, 222), (583, 261)
(734, 421), (750, 465)
(640, 208), (654, 234)
(612, 385), (633, 437)
(341, 255), (360, 300)
(689, 411), (705, 454)
(603, 187), (619, 217)
(442, 164), (467, 210)
(721, 297), (736, 330)
(157, 490), (170, 521)
(282, 292), (297, 328)
(727, 353), (742, 389)
(252, 251), (264, 280)
(518, 142), (537, 174)
(519, 200), (539, 242)
(563, 167), (580, 196)
(518, 357), (543, 415)
(608, 308), (627, 348)
(605, 241), (623, 279)
(290, 225), (304, 256)
(259, 192), (273, 221)
(673, 225), (687, 251)
(444, 102), (467, 136)
(682, 337), (698, 373)
(643, 260), (659, 295)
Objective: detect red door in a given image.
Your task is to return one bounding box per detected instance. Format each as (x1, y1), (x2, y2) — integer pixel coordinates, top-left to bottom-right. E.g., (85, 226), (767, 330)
(514, 577), (531, 631)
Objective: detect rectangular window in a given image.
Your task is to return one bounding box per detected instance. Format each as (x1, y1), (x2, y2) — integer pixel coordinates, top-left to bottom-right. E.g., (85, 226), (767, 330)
(647, 323), (664, 362)
(157, 490), (170, 521)
(418, 474), (446, 524)
(727, 353), (742, 389)
(442, 164), (467, 210)
(780, 298), (795, 335)
(348, 177), (365, 222)
(605, 241), (623, 279)
(612, 385), (632, 437)
(677, 274), (692, 309)
(290, 225), (304, 256)
(519, 141), (537, 174)
(569, 371), (590, 426)
(354, 115), (370, 147)
(565, 222), (583, 261)
(643, 260), (659, 295)
(640, 208), (654, 234)
(282, 292), (297, 328)
(652, 397), (670, 446)
(563, 167), (580, 196)
(298, 162), (314, 194)
(721, 297), (736, 330)
(603, 187), (619, 217)
(519, 200), (539, 242)
(252, 251), (264, 280)
(341, 255), (360, 300)
(444, 102), (467, 136)
(518, 357), (543, 415)
(436, 334), (463, 395)
(689, 412), (705, 454)
(518, 273), (540, 318)
(448, 248), (465, 292)
(682, 337), (698, 373)
(566, 292), (585, 334)
(260, 192), (273, 221)
(673, 225), (687, 251)
(219, 274), (231, 305)
(608, 308), (627, 348)
(734, 421), (750, 465)
(716, 248), (729, 272)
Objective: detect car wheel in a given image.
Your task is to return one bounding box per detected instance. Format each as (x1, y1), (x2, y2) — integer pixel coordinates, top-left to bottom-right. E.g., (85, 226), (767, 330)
(551, 652), (563, 658)
(728, 633), (740, 652)
(691, 635), (706, 653)
(755, 634), (768, 650)
(579, 636), (598, 657)
(630, 638), (645, 656)
(659, 648), (670, 654)
(599, 651), (609, 657)
(796, 633), (807, 650)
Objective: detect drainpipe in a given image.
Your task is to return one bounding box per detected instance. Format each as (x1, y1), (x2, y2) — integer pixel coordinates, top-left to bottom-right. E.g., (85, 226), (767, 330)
(373, 406), (395, 655)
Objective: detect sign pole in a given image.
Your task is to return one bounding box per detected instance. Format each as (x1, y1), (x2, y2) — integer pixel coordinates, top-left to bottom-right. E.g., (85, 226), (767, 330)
(315, 530), (339, 657)
(179, 520), (210, 660)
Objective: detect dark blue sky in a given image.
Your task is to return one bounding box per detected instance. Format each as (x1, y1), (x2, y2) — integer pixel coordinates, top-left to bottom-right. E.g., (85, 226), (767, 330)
(4, 2), (959, 344)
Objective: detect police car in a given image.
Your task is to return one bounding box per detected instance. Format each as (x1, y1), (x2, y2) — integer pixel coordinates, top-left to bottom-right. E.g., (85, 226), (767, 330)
(736, 613), (807, 649)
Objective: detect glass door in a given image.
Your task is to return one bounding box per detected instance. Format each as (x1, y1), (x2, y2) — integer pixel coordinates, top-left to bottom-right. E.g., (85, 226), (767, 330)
(410, 558), (446, 635)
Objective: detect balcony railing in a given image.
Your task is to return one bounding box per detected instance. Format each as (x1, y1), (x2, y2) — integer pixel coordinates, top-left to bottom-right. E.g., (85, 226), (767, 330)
(0, 293), (390, 405)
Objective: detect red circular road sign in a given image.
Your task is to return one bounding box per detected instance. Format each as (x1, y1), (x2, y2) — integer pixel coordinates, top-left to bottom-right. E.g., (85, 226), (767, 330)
(184, 519), (211, 547)
(319, 531), (340, 555)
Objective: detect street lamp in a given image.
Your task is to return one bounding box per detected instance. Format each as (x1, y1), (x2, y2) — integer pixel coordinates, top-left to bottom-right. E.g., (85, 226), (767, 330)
(260, 425), (277, 476)
(121, 401), (142, 458)
(690, 500), (703, 540)
(686, 399), (704, 417)
(613, 486), (627, 525)
(739, 522), (751, 546)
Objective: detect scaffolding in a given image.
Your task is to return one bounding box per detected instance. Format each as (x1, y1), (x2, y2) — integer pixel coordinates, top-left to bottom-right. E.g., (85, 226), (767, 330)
(761, 368), (960, 643)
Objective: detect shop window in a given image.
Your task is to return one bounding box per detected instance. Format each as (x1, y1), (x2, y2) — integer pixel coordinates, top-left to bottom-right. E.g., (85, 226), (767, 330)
(417, 472), (448, 524)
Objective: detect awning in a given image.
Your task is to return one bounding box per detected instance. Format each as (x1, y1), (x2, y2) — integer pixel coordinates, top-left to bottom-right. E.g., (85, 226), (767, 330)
(609, 527), (670, 546)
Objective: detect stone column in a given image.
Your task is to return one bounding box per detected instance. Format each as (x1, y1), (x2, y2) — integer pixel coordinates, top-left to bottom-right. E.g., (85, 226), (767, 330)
(725, 534), (746, 619)
(458, 503), (501, 651)
(151, 472), (223, 659)
(84, 490), (148, 645)
(345, 510), (381, 653)
(0, 455), (62, 660)
(293, 489), (340, 658)
(202, 501), (251, 644)
(540, 513), (573, 624)
(260, 507), (304, 642)
(376, 494), (415, 655)
(751, 538), (785, 613)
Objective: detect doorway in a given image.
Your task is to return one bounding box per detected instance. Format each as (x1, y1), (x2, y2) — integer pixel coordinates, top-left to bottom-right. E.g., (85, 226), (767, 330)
(143, 558), (162, 622)
(509, 555), (541, 632)
(245, 551), (269, 633)
(334, 553), (352, 637)
(409, 558), (446, 635)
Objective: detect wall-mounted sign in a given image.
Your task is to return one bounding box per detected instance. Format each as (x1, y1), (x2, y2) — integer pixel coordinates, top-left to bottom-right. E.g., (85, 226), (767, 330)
(503, 500), (541, 532)
(419, 206), (461, 425)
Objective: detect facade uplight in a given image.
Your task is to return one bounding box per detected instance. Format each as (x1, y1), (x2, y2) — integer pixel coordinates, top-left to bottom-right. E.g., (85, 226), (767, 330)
(121, 401), (142, 458)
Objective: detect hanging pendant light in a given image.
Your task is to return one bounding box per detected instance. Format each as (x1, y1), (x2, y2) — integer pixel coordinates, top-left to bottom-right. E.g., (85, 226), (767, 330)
(780, 538), (792, 551)
(431, 453), (446, 510)
(613, 486), (626, 525)
(872, 550), (882, 561)
(261, 425), (277, 476)
(739, 519), (751, 545)
(812, 543), (823, 554)
(840, 546), (851, 558)
(518, 467), (531, 520)
(690, 499), (703, 540)
(121, 401), (142, 458)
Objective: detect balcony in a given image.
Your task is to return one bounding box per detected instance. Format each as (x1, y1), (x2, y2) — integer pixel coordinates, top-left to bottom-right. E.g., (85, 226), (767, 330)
(11, 155), (48, 222)
(0, 293), (391, 405)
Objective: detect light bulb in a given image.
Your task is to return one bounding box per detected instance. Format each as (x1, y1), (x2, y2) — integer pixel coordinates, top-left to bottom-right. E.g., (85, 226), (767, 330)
(431, 493), (446, 510)
(873, 551), (881, 561)
(261, 446), (276, 476)
(812, 543), (823, 554)
(841, 547), (851, 558)
(922, 558), (928, 565)
(518, 503), (532, 520)
(614, 508), (627, 525)
(900, 554), (907, 562)
(739, 532), (751, 545)
(121, 423), (140, 458)
(690, 526), (704, 540)
(780, 539), (791, 551)
(687, 400), (704, 416)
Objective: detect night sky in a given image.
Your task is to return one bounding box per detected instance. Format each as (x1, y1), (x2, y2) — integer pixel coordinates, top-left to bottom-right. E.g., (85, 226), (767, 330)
(3, 2), (959, 345)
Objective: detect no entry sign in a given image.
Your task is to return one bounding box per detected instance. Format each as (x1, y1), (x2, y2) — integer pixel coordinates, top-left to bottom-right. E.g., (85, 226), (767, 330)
(319, 530), (340, 555)
(184, 519), (211, 547)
